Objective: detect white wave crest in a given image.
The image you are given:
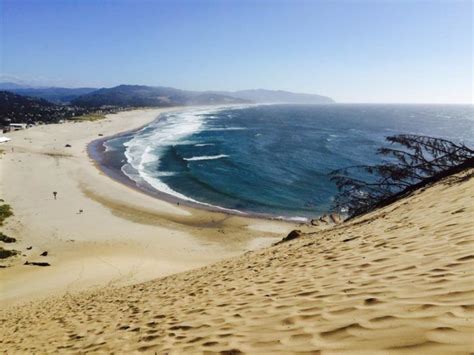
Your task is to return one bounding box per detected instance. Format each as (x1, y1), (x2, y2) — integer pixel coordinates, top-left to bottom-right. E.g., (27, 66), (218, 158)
(123, 109), (210, 198)
(184, 154), (229, 161)
(121, 106), (247, 214)
(206, 127), (247, 131)
(103, 137), (122, 152)
(276, 216), (309, 222)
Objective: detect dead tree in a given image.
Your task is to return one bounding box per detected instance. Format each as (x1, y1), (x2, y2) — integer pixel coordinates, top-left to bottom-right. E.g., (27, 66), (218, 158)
(330, 134), (474, 218)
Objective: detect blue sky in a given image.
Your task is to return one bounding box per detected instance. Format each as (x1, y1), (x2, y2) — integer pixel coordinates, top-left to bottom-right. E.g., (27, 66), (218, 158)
(0, 0), (472, 103)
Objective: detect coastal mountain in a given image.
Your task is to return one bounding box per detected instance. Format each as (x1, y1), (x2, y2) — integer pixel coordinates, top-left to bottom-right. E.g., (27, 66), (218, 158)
(214, 89), (335, 104)
(71, 85), (250, 108)
(0, 81), (336, 107)
(9, 87), (97, 104)
(0, 82), (97, 104)
(0, 85), (335, 126)
(71, 85), (335, 108)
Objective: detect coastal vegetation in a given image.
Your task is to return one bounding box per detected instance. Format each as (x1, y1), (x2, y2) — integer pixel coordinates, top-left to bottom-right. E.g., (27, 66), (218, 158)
(70, 113), (106, 122)
(330, 134), (474, 218)
(0, 248), (18, 260)
(0, 232), (16, 243)
(0, 91), (112, 126)
(0, 203), (13, 226)
(0, 202), (18, 261)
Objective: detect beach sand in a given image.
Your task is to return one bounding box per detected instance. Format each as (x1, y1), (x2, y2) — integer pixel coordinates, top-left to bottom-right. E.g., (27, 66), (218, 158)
(0, 109), (473, 353)
(1, 163), (473, 352)
(0, 108), (294, 306)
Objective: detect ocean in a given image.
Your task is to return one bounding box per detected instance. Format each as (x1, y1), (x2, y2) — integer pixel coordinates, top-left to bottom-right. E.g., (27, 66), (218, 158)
(97, 104), (474, 221)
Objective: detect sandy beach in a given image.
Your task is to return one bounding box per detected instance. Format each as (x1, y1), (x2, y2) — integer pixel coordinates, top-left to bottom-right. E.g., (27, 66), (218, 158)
(0, 108), (294, 305)
(1, 0), (471, 352)
(1, 107), (473, 353)
(1, 158), (473, 352)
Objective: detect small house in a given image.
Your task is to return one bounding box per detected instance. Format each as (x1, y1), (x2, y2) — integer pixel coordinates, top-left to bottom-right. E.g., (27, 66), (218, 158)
(9, 123), (27, 131)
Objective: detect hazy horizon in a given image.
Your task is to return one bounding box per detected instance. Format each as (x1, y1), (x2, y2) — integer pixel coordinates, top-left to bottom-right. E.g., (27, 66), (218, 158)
(1, 0), (472, 104)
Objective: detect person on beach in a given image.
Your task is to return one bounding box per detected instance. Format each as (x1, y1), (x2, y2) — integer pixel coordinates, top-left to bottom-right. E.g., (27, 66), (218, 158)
(53, 191), (57, 200)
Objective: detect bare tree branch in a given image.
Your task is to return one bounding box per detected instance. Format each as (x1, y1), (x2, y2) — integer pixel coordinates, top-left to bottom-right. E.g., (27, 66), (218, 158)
(330, 134), (474, 218)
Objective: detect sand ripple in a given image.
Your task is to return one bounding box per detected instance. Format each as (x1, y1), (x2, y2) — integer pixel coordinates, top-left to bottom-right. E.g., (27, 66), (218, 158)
(1, 171), (473, 353)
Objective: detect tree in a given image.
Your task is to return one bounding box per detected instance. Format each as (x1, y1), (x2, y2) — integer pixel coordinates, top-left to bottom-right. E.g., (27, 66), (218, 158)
(330, 134), (474, 218)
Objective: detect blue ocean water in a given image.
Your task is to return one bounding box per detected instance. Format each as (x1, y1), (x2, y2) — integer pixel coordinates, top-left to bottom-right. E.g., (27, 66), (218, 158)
(102, 104), (474, 220)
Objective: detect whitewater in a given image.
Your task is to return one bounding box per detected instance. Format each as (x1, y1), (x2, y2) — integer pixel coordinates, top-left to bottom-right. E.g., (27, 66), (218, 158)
(100, 104), (474, 220)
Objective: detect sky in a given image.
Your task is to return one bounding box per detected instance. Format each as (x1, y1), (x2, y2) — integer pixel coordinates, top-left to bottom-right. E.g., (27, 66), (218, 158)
(0, 0), (472, 103)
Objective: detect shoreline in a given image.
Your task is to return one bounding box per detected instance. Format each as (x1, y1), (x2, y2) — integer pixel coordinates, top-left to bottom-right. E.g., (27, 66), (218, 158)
(86, 106), (254, 218)
(89, 131), (309, 223)
(0, 107), (295, 306)
(88, 105), (311, 222)
(87, 115), (252, 220)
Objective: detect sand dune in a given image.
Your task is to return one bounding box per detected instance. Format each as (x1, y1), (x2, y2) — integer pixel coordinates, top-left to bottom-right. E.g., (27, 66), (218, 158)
(1, 167), (472, 352)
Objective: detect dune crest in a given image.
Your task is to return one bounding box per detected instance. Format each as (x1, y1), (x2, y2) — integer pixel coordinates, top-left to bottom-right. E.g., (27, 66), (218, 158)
(1, 170), (473, 353)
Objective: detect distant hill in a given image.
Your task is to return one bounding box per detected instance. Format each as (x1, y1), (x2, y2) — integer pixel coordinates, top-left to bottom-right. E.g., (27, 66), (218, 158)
(71, 85), (250, 108)
(1, 82), (335, 112)
(10, 87), (97, 104)
(212, 89), (335, 104)
(0, 91), (57, 125)
(186, 93), (250, 105)
(0, 82), (98, 104)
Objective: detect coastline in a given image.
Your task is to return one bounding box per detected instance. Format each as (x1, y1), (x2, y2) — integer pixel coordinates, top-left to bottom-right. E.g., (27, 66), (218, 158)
(89, 129), (309, 222)
(87, 104), (287, 220)
(0, 107), (295, 306)
(88, 103), (295, 221)
(87, 120), (250, 219)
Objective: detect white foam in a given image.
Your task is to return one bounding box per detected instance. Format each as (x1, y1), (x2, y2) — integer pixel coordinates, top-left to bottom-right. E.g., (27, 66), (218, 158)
(206, 127), (247, 131)
(276, 216), (309, 223)
(103, 138), (121, 152)
(194, 143), (214, 147)
(184, 154), (229, 161)
(288, 216), (309, 222)
(121, 106), (247, 214)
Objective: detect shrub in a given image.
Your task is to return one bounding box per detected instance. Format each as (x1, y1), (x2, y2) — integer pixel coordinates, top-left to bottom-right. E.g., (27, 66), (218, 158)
(0, 204), (13, 226)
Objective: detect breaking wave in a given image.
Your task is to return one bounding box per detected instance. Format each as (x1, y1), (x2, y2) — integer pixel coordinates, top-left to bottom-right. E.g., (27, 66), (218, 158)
(183, 154), (229, 161)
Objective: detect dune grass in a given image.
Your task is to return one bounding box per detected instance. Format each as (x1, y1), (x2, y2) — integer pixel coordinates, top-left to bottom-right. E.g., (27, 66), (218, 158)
(0, 247), (18, 259)
(0, 203), (17, 261)
(71, 113), (106, 122)
(0, 232), (16, 243)
(0, 203), (13, 226)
